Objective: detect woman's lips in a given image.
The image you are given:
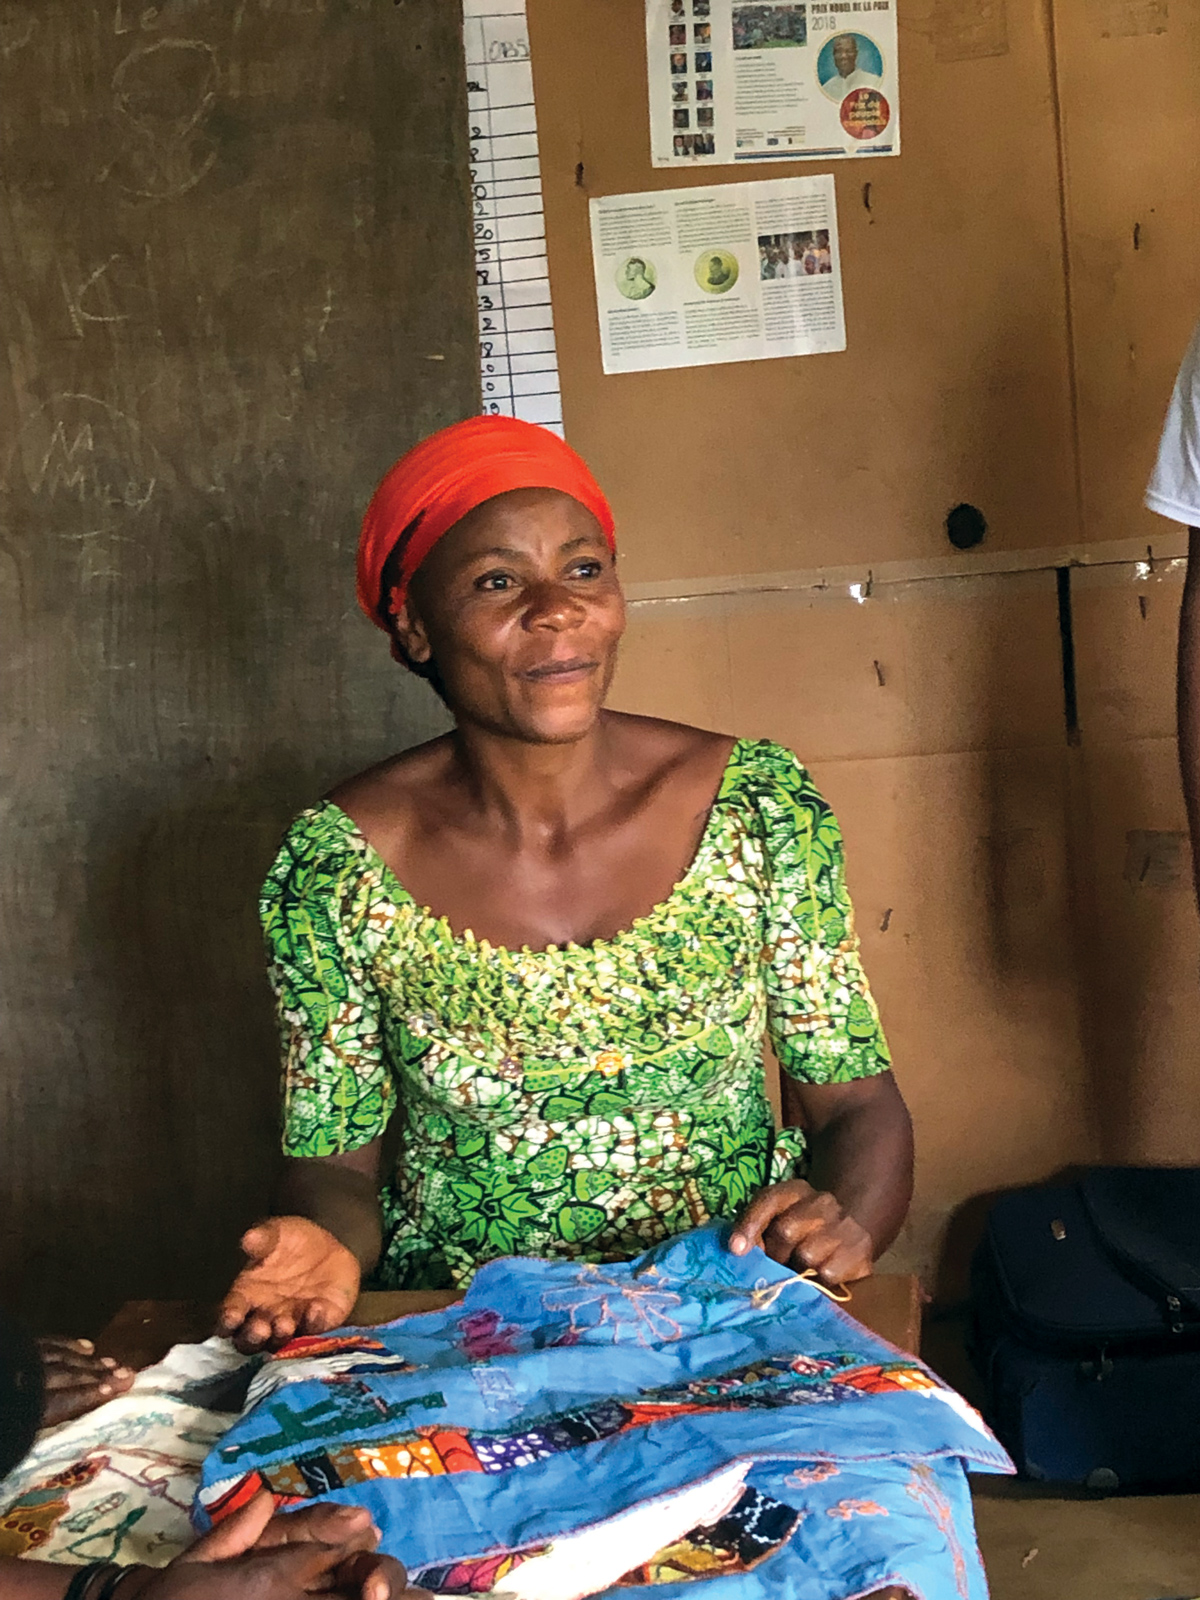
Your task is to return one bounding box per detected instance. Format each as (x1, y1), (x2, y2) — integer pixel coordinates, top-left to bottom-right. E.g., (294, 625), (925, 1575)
(521, 657), (599, 683)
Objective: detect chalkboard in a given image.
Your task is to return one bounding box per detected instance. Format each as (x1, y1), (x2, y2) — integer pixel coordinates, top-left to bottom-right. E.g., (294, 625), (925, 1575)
(0, 0), (475, 1330)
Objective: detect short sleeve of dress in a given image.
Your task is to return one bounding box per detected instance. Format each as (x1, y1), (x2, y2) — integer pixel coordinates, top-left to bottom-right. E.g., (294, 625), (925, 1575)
(748, 744), (891, 1086)
(260, 807), (395, 1158)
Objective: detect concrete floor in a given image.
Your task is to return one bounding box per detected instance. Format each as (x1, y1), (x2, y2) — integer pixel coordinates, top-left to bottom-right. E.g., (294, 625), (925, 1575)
(974, 1482), (1200, 1599)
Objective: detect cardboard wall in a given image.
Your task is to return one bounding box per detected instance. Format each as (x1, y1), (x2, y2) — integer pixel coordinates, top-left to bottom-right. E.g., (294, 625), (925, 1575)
(528, 0), (1200, 1287)
(529, 0), (1079, 583)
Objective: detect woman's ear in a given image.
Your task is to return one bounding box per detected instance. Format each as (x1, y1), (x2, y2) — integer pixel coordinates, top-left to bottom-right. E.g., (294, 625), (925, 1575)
(388, 586), (433, 665)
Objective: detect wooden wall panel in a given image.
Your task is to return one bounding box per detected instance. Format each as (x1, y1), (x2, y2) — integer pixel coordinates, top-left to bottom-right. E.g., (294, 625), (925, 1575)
(613, 575), (1097, 1283)
(528, 0), (1078, 584)
(1053, 2), (1200, 546)
(0, 1), (471, 1330)
(1070, 569), (1200, 1165)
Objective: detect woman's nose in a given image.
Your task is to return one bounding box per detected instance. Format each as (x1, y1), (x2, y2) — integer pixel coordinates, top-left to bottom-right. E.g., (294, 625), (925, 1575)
(523, 581), (584, 629)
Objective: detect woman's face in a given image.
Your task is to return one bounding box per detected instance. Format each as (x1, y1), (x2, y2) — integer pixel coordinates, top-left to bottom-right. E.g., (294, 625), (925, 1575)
(394, 488), (625, 745)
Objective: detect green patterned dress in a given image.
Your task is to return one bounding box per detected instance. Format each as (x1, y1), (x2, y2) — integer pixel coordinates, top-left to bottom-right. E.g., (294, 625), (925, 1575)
(262, 739), (891, 1290)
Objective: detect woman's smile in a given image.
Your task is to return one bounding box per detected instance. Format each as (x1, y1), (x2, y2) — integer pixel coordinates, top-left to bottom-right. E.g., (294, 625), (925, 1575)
(519, 655), (599, 684)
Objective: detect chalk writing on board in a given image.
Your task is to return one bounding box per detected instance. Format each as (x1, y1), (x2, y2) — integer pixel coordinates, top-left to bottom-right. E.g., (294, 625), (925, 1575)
(110, 39), (219, 201)
(11, 396), (159, 512)
(462, 0), (563, 436)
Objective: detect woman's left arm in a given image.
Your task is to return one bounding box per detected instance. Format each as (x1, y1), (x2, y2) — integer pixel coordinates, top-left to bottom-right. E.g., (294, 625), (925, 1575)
(730, 1072), (912, 1283)
(728, 747), (913, 1284)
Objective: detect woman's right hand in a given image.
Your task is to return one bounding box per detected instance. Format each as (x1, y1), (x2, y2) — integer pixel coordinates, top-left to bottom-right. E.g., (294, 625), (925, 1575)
(217, 1217), (361, 1353)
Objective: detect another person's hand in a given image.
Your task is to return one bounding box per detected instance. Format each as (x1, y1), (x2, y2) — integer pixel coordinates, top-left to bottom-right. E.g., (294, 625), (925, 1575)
(217, 1216), (361, 1353)
(137, 1490), (428, 1600)
(37, 1337), (134, 1427)
(728, 1180), (875, 1286)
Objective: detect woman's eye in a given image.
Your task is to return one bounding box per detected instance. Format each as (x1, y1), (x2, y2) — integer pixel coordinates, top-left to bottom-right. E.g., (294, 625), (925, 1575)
(476, 571), (515, 592)
(570, 560), (604, 580)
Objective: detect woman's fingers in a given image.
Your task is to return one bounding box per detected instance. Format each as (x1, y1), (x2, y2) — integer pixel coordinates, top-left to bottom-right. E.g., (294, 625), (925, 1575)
(40, 1368), (135, 1427)
(779, 1208), (873, 1284)
(763, 1193), (847, 1265)
(811, 1227), (875, 1285)
(255, 1503), (376, 1552)
(300, 1298), (347, 1336)
(240, 1221), (283, 1264)
(728, 1181), (816, 1255)
(37, 1336), (99, 1358)
(729, 1181), (875, 1285)
(42, 1364), (132, 1392)
(216, 1290), (255, 1335)
(331, 1551), (422, 1600)
(231, 1314), (283, 1354)
(217, 1218), (360, 1350)
(38, 1336), (135, 1428)
(186, 1489), (279, 1562)
(37, 1340), (127, 1378)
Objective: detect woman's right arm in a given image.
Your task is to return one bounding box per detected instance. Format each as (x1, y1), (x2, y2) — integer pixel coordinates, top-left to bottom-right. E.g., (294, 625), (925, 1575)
(217, 1144), (384, 1352)
(219, 820), (397, 1352)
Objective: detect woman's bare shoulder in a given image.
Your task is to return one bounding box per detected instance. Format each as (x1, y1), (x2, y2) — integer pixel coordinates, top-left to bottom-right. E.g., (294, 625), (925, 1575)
(327, 735), (455, 836)
(602, 711), (736, 791)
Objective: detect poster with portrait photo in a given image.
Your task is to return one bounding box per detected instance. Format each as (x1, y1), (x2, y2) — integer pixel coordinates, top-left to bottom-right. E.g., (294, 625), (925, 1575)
(645, 0), (899, 167)
(589, 173), (845, 374)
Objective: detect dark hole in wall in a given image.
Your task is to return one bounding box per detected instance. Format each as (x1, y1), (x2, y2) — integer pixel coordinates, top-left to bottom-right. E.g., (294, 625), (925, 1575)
(945, 503), (988, 550)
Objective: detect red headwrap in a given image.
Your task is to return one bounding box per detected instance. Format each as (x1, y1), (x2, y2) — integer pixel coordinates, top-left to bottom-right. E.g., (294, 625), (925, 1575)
(356, 415), (616, 631)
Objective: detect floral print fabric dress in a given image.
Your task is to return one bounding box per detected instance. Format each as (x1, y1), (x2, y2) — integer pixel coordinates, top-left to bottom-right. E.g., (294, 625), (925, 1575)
(262, 739), (891, 1290)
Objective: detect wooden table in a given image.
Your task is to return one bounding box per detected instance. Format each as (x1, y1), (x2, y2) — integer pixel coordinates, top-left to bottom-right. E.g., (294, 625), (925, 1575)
(98, 1274), (922, 1370)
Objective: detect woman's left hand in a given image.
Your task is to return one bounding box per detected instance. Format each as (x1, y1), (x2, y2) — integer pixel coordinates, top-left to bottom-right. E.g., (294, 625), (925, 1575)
(728, 1180), (875, 1286)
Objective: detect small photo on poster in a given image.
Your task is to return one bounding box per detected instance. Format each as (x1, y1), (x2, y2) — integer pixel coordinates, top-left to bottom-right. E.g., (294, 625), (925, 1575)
(695, 50), (712, 71)
(694, 248), (739, 294)
(674, 108), (690, 127)
(669, 22), (687, 44)
(757, 229), (832, 280)
(697, 104), (714, 126)
(692, 0), (710, 12)
(816, 32), (885, 99)
(670, 49), (688, 73)
(732, 3), (807, 50)
(840, 89), (891, 142)
(615, 256), (658, 300)
(694, 21), (711, 43)
(672, 79), (690, 102)
(696, 77), (713, 99)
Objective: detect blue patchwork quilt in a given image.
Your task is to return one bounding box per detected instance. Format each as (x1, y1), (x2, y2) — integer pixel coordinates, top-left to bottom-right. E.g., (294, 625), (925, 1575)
(196, 1226), (1010, 1600)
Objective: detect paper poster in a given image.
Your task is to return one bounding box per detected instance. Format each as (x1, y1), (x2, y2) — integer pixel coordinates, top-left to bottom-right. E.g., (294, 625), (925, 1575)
(589, 174), (845, 375)
(463, 0), (564, 432)
(646, 0), (899, 168)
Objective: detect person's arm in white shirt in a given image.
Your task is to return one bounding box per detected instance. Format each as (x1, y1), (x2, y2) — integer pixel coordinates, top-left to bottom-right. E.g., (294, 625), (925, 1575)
(1180, 530), (1200, 900)
(1148, 320), (1200, 903)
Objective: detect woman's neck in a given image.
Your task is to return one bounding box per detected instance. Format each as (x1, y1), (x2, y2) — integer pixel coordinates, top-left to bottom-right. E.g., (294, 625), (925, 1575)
(450, 715), (622, 847)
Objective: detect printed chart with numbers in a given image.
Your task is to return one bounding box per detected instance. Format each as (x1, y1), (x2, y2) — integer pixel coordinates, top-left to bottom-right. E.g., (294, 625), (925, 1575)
(463, 0), (564, 435)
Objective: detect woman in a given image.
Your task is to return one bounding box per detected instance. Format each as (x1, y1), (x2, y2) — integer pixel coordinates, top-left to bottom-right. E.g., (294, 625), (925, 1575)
(219, 417), (913, 1352)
